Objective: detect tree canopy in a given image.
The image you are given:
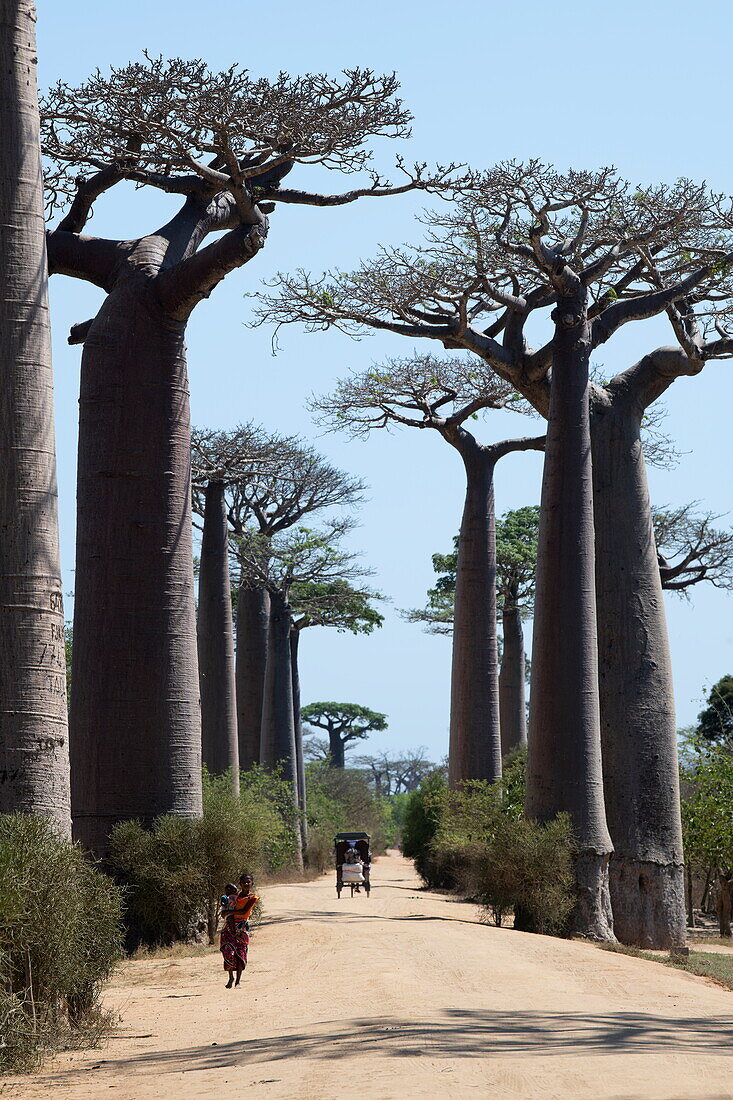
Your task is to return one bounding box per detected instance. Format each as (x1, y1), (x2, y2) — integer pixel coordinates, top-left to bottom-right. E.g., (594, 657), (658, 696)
(654, 504), (733, 595)
(258, 162), (733, 414)
(405, 506), (540, 633)
(696, 675), (733, 746)
(301, 702), (388, 752)
(42, 58), (461, 229)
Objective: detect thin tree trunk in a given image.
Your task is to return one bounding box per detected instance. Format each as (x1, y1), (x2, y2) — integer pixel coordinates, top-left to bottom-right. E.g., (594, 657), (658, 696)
(235, 583), (270, 771)
(260, 589), (302, 867)
(526, 295), (614, 942)
(499, 599), (527, 756)
(70, 281), (202, 855)
(0, 0), (70, 833)
(718, 873), (732, 938)
(686, 864), (695, 929)
(197, 480), (239, 791)
(290, 627), (307, 849)
(592, 396), (686, 948)
(448, 448), (502, 785)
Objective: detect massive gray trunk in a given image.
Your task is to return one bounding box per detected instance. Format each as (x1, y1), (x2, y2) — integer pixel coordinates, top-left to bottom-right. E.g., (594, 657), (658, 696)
(235, 583), (270, 770)
(526, 298), (614, 941)
(260, 589), (302, 865)
(290, 628), (307, 847)
(197, 480), (239, 790)
(592, 396), (685, 947)
(328, 730), (347, 769)
(448, 449), (502, 785)
(70, 278), (202, 854)
(0, 0), (70, 833)
(499, 600), (526, 755)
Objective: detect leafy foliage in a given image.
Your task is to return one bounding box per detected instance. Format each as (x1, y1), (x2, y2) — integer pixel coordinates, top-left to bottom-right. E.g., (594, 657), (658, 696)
(304, 762), (393, 871)
(405, 506), (540, 633)
(680, 735), (733, 875)
(401, 752), (574, 935)
(0, 815), (123, 1072)
(695, 676), (733, 745)
(108, 768), (298, 947)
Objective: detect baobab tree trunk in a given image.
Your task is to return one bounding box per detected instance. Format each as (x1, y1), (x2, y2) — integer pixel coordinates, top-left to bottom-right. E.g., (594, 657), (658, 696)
(197, 481), (239, 791)
(499, 599), (527, 755)
(448, 447), (502, 785)
(526, 296), (614, 942)
(70, 279), (202, 854)
(290, 627), (307, 849)
(260, 589), (302, 866)
(235, 583), (270, 770)
(591, 394), (686, 948)
(328, 731), (347, 769)
(0, 0), (70, 834)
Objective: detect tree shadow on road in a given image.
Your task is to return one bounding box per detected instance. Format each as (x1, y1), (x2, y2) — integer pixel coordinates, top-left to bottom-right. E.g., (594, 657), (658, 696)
(30, 1007), (733, 1085)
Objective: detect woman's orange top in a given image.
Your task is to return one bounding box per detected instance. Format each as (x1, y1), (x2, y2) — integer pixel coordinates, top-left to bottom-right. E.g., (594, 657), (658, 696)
(232, 892), (259, 923)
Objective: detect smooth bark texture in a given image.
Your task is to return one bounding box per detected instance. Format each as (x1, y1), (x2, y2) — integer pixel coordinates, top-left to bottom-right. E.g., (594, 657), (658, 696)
(290, 629), (307, 846)
(0, 1), (70, 833)
(235, 583), (270, 770)
(499, 600), (527, 755)
(197, 481), (239, 790)
(448, 447), (501, 785)
(591, 358), (688, 948)
(526, 294), (614, 941)
(70, 272), (202, 852)
(260, 590), (302, 866)
(447, 434), (544, 786)
(55, 194), (265, 854)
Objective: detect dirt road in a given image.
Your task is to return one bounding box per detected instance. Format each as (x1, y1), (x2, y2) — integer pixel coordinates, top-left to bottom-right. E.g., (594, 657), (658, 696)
(6, 850), (733, 1099)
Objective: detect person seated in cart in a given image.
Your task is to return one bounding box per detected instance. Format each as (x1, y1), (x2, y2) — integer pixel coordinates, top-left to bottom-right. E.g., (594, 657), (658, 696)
(341, 846), (365, 892)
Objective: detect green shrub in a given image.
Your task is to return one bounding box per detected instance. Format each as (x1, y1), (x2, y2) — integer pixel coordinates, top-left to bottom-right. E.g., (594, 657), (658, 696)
(469, 814), (575, 934)
(238, 765), (300, 873)
(401, 771), (450, 886)
(108, 768), (298, 948)
(0, 814), (123, 1073)
(304, 762), (393, 871)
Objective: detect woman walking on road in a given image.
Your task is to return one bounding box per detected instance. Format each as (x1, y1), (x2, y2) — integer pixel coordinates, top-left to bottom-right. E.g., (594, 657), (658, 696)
(220, 873), (259, 988)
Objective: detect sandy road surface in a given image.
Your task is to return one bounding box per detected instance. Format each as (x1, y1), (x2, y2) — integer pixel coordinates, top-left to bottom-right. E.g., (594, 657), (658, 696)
(5, 850), (733, 1100)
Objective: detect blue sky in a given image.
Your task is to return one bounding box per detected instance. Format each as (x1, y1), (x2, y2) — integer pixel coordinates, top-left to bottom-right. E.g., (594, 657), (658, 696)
(38, 0), (733, 763)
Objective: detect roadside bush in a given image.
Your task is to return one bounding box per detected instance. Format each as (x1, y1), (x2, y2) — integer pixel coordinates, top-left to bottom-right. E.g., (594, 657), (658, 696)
(304, 762), (393, 871)
(401, 771), (449, 886)
(109, 767), (296, 948)
(469, 814), (575, 934)
(0, 814), (122, 1073)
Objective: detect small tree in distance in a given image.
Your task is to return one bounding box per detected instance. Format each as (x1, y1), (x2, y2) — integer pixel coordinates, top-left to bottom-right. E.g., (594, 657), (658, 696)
(301, 703), (388, 768)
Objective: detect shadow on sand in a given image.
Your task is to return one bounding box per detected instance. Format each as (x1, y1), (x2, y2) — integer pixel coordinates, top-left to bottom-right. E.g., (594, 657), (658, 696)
(31, 1007), (733, 1084)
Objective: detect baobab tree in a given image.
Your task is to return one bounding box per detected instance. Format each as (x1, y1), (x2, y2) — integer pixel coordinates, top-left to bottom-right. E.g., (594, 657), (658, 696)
(258, 162), (733, 940)
(310, 353), (544, 786)
(354, 748), (434, 793)
(233, 520), (373, 848)
(407, 507), (539, 755)
(226, 435), (364, 768)
(290, 579), (383, 829)
(191, 425), (272, 788)
(0, 0), (70, 832)
(301, 702), (388, 769)
(41, 58), (456, 853)
(654, 504), (733, 594)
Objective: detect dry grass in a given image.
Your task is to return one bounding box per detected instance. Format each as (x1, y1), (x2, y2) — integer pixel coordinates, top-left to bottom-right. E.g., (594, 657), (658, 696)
(600, 942), (733, 992)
